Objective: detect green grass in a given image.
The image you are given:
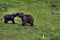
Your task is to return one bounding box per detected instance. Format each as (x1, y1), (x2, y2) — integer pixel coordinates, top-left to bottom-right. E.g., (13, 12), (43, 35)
(0, 0), (60, 40)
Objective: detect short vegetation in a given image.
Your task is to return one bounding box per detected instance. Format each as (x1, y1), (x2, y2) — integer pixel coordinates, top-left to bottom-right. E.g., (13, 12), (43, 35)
(0, 0), (60, 40)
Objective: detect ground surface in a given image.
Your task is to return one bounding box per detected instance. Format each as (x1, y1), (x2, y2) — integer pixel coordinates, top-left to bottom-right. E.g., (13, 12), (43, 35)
(0, 0), (60, 40)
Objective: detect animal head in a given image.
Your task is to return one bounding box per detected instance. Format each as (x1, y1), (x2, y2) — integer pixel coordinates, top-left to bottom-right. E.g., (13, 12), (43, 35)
(12, 13), (18, 17)
(17, 12), (24, 18)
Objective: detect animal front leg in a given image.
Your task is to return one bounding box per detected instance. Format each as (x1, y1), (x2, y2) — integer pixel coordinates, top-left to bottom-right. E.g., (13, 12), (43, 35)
(22, 19), (27, 26)
(12, 19), (15, 24)
(22, 22), (26, 26)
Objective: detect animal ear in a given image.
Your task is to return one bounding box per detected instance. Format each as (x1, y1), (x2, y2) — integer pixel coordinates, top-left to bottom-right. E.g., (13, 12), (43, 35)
(16, 13), (20, 15)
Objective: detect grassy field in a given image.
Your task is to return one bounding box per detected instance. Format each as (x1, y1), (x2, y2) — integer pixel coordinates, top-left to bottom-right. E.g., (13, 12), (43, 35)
(0, 0), (60, 40)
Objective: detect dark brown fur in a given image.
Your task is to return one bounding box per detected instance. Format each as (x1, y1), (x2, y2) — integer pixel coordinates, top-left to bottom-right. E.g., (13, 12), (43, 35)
(17, 13), (34, 26)
(4, 13), (18, 24)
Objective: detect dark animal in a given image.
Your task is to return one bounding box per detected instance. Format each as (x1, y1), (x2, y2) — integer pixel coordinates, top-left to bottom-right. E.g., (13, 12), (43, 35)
(4, 13), (18, 24)
(17, 13), (34, 26)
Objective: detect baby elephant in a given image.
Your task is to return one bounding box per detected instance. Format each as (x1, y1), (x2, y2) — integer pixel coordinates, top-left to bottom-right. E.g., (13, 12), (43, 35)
(4, 13), (18, 24)
(17, 13), (34, 26)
